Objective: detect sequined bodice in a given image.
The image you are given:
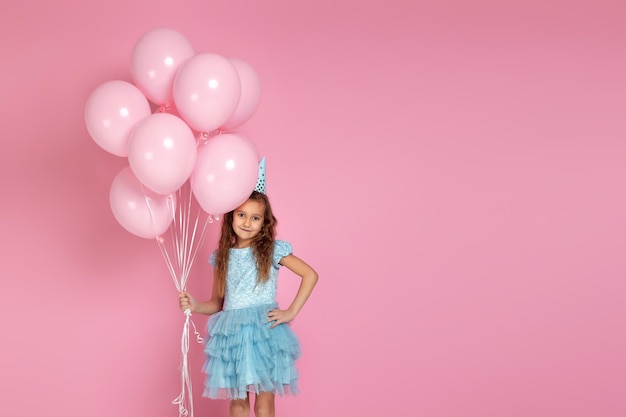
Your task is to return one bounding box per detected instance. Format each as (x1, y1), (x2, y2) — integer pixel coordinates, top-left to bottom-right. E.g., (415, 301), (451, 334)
(224, 247), (276, 310)
(210, 240), (292, 311)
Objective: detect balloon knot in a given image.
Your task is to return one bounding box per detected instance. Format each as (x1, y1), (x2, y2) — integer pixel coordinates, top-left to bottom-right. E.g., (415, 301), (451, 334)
(157, 102), (171, 113)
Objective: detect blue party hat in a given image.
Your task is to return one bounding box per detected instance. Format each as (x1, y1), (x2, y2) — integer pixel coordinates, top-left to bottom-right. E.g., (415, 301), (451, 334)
(254, 157), (267, 194)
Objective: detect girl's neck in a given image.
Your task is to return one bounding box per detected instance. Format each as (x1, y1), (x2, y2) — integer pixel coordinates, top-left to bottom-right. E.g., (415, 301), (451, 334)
(233, 239), (252, 249)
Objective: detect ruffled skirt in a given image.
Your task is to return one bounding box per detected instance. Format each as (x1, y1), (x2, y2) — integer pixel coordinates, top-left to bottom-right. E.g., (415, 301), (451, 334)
(203, 302), (301, 400)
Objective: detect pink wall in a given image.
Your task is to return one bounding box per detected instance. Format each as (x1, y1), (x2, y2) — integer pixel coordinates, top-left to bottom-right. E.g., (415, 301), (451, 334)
(1, 1), (625, 416)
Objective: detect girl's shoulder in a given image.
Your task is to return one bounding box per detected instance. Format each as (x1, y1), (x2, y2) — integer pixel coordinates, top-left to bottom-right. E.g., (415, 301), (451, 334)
(274, 239), (292, 252)
(273, 240), (293, 267)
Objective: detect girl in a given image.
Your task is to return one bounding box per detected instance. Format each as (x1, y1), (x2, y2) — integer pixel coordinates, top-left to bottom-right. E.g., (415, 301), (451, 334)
(179, 188), (318, 417)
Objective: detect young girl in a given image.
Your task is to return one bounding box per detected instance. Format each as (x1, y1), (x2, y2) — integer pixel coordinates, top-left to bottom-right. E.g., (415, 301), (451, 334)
(179, 178), (318, 417)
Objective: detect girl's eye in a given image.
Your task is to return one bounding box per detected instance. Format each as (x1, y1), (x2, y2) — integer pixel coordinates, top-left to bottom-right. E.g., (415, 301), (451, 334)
(252, 216), (260, 221)
(237, 212), (245, 218)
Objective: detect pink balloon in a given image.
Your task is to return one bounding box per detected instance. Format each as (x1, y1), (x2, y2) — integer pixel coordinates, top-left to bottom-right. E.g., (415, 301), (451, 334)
(221, 58), (262, 130)
(84, 80), (151, 157)
(128, 113), (197, 195)
(192, 133), (259, 216)
(109, 166), (176, 239)
(131, 28), (195, 106)
(173, 53), (241, 133)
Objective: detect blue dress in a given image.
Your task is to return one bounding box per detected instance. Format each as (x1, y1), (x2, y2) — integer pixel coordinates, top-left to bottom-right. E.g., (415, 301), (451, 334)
(203, 240), (301, 400)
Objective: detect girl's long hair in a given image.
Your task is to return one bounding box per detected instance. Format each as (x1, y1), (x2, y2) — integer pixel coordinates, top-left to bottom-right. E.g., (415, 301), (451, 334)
(213, 191), (278, 297)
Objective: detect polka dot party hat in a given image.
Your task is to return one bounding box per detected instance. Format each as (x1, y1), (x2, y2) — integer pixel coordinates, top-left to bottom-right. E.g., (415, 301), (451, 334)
(254, 157), (266, 195)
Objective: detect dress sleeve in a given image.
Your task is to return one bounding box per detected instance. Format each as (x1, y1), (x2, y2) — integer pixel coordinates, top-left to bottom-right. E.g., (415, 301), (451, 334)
(272, 240), (293, 268)
(209, 250), (217, 267)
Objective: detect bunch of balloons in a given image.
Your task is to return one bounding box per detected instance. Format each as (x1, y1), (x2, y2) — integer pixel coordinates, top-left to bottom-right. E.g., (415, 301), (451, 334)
(85, 27), (262, 239)
(84, 28), (264, 417)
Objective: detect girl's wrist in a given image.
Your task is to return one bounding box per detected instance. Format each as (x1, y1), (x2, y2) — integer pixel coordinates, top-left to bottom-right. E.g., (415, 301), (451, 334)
(286, 306), (299, 318)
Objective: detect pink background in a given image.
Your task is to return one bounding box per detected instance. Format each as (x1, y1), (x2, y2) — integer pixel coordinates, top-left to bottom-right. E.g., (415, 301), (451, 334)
(1, 1), (625, 416)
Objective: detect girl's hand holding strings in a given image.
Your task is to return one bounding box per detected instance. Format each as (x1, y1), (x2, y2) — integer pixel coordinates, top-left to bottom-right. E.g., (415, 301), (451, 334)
(267, 308), (297, 329)
(179, 291), (197, 313)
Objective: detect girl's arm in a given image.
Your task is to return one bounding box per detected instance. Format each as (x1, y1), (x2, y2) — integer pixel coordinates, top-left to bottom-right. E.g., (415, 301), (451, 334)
(179, 276), (224, 315)
(267, 254), (318, 328)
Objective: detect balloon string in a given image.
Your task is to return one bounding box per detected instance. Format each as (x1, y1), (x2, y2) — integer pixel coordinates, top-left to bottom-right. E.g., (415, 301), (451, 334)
(183, 210), (210, 288)
(156, 238), (181, 291)
(180, 183), (191, 285)
(170, 189), (184, 281)
(187, 308), (204, 344)
(144, 193), (180, 291)
(172, 309), (201, 417)
(175, 182), (211, 290)
(145, 180), (209, 417)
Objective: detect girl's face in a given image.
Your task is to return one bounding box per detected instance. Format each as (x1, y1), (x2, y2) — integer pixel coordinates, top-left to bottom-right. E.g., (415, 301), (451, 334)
(231, 199), (265, 247)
